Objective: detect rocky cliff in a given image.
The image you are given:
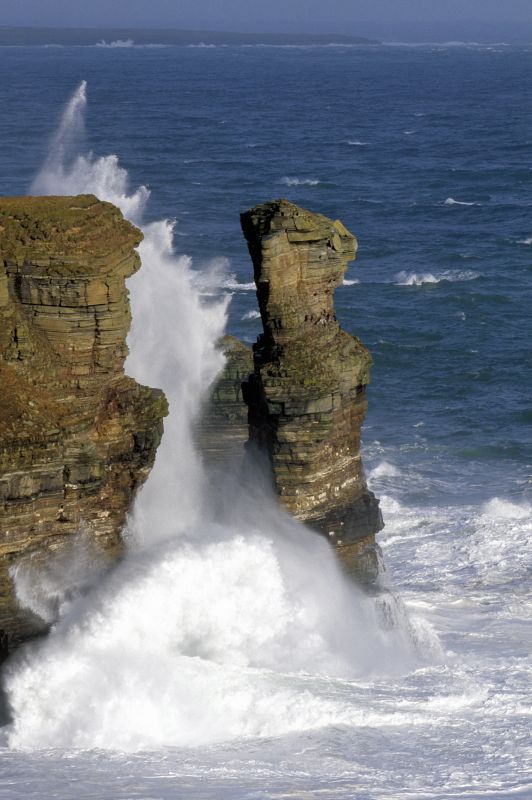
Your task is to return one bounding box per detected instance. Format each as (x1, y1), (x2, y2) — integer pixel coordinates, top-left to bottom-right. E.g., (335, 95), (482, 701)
(0, 195), (167, 646)
(241, 199), (383, 580)
(198, 335), (253, 466)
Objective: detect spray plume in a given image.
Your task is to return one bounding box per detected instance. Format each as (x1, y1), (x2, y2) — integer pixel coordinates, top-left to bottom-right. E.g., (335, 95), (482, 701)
(4, 82), (441, 751)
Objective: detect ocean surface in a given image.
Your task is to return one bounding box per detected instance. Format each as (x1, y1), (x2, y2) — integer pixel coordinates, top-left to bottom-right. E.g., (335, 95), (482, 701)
(0, 42), (531, 799)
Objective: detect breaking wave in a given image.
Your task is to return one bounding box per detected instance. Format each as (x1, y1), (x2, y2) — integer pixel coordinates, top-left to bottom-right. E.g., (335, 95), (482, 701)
(280, 176), (320, 186)
(395, 269), (480, 286)
(444, 197), (480, 206)
(95, 39), (135, 48)
(4, 80), (438, 752)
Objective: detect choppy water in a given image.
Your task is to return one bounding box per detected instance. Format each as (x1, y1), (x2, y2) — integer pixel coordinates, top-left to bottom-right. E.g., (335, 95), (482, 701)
(0, 42), (531, 799)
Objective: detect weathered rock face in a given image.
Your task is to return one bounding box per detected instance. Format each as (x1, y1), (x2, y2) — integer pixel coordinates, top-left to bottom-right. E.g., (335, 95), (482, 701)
(241, 199), (383, 581)
(197, 335), (253, 466)
(0, 195), (167, 644)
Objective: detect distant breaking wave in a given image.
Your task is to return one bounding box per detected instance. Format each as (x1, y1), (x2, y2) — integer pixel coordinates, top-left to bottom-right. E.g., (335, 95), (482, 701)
(94, 39), (169, 49)
(95, 39), (135, 48)
(280, 176), (320, 187)
(347, 140), (368, 146)
(444, 197), (480, 206)
(395, 269), (480, 286)
(342, 278), (360, 286)
(517, 236), (532, 245)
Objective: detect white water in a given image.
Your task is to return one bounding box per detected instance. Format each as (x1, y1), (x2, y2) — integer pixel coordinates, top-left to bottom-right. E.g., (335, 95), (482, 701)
(3, 83), (435, 756)
(395, 268), (480, 286)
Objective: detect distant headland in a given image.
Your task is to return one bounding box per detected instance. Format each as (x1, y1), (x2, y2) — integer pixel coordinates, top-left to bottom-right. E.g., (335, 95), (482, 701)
(0, 27), (380, 47)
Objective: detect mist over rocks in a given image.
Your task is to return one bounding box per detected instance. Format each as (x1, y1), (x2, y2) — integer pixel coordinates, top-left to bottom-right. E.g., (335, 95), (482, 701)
(240, 199), (383, 581)
(0, 194), (167, 646)
(0, 191), (384, 650)
(197, 335), (253, 466)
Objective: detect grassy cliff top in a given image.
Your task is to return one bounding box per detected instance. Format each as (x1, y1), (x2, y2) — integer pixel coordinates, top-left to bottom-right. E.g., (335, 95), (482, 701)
(0, 195), (142, 270)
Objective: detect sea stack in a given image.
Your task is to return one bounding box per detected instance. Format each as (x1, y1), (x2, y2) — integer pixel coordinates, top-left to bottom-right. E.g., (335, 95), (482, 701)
(241, 199), (383, 581)
(0, 195), (167, 644)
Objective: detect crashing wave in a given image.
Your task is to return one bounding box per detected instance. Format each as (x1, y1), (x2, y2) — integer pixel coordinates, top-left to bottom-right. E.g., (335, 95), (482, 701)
(444, 197), (480, 206)
(395, 269), (479, 286)
(280, 176), (320, 186)
(95, 39), (135, 48)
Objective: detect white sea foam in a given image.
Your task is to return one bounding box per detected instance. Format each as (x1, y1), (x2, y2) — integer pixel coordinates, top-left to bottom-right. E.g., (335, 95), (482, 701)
(369, 461), (402, 480)
(342, 278), (360, 286)
(221, 274), (256, 291)
(517, 236), (532, 244)
(5, 80), (436, 753)
(444, 197), (479, 206)
(7, 522), (438, 750)
(395, 269), (480, 286)
(242, 309), (261, 320)
(95, 39), (135, 48)
(347, 140), (368, 146)
(280, 176), (320, 186)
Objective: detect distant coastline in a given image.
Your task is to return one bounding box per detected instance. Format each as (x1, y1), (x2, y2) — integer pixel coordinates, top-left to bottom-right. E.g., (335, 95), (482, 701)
(0, 27), (380, 47)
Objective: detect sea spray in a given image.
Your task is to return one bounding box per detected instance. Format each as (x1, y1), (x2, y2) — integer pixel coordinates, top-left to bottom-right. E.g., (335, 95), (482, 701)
(31, 80), (149, 223)
(5, 81), (441, 751)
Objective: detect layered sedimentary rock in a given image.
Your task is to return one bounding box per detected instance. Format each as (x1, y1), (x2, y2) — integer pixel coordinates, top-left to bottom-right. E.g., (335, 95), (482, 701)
(241, 199), (383, 580)
(0, 195), (167, 645)
(198, 335), (253, 465)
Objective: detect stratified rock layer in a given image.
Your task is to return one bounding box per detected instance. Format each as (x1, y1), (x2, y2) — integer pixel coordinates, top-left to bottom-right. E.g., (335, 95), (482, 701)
(241, 199), (383, 580)
(198, 335), (253, 466)
(0, 195), (167, 644)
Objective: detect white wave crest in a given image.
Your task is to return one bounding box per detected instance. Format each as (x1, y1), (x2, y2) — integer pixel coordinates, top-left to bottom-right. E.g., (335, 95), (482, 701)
(444, 197), (480, 207)
(95, 39), (135, 48)
(342, 278), (360, 286)
(395, 269), (479, 286)
(468, 498), (532, 585)
(347, 140), (368, 146)
(221, 274), (256, 291)
(280, 176), (320, 186)
(369, 461), (401, 480)
(517, 236), (532, 245)
(242, 309), (261, 320)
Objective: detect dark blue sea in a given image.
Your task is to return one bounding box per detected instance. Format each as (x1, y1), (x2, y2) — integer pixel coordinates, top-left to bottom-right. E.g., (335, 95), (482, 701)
(0, 41), (531, 799)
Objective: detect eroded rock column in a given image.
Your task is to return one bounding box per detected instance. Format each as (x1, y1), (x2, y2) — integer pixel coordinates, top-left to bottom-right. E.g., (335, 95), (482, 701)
(241, 199), (383, 581)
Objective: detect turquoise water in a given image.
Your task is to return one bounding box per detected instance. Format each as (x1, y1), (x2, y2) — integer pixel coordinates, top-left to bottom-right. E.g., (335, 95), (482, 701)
(0, 43), (531, 799)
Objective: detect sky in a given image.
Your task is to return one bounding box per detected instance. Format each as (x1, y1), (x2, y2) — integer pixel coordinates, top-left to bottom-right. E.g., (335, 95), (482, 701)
(1, 0), (531, 41)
